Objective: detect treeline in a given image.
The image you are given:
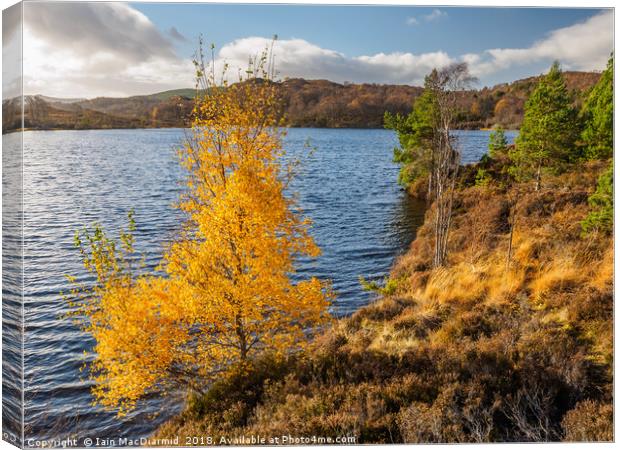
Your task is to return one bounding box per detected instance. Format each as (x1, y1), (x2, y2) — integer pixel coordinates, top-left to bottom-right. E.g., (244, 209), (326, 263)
(1, 95), (193, 132)
(2, 72), (600, 133)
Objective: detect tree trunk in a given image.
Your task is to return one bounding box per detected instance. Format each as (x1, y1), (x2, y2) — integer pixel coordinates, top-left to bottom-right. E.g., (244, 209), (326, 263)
(235, 314), (248, 361)
(506, 211), (516, 271)
(433, 128), (458, 268)
(427, 62), (473, 268)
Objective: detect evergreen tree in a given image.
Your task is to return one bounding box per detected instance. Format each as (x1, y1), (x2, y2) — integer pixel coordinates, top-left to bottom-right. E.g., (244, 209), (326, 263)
(385, 76), (439, 191)
(488, 126), (508, 158)
(510, 62), (579, 189)
(581, 55), (613, 160)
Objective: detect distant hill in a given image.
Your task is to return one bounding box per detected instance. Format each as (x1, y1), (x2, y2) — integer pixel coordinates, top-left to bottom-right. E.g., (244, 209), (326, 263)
(2, 72), (601, 133)
(37, 95), (88, 104)
(141, 88), (198, 101)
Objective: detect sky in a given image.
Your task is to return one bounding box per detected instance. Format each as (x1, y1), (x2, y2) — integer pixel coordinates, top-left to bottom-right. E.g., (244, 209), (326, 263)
(1, 2), (614, 98)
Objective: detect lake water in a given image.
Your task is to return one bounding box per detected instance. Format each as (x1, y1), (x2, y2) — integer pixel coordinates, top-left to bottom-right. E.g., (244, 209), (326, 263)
(3, 127), (515, 445)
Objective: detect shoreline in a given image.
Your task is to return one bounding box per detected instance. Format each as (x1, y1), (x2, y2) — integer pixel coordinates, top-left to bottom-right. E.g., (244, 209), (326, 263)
(3, 125), (519, 135)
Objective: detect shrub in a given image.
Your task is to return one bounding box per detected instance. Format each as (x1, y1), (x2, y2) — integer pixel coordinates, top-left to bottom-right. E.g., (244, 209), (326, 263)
(562, 400), (613, 442)
(475, 168), (492, 187)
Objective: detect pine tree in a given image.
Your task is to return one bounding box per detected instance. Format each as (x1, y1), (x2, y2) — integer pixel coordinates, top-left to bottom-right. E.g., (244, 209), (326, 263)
(488, 126), (508, 158)
(510, 62), (579, 190)
(385, 79), (439, 193)
(581, 55), (613, 160)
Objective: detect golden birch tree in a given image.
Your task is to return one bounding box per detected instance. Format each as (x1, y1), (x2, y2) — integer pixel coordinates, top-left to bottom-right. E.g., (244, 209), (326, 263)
(67, 44), (332, 415)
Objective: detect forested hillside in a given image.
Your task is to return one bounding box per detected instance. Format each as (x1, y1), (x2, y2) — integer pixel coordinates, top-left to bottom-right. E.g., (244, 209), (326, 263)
(2, 72), (599, 133)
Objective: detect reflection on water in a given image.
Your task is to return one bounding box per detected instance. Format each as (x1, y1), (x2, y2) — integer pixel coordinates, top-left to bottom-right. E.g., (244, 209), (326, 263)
(9, 127), (512, 444)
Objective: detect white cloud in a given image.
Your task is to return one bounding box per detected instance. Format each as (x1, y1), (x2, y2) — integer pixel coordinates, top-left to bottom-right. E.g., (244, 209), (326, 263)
(425, 9), (447, 22)
(22, 2), (194, 97)
(2, 3), (22, 99)
(469, 10), (613, 78)
(15, 4), (614, 98)
(406, 8), (447, 26)
(211, 37), (454, 85)
(211, 8), (612, 88)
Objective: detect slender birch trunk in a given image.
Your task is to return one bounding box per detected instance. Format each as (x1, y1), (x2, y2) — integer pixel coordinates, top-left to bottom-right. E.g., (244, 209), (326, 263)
(428, 63), (475, 268)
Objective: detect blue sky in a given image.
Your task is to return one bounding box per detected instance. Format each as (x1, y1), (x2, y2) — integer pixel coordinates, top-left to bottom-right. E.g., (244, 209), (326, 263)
(133, 4), (608, 87)
(134, 5), (597, 58)
(9, 3), (614, 97)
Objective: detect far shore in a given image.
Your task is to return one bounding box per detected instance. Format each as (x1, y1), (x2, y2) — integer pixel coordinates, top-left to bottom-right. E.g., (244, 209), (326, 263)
(3, 125), (519, 135)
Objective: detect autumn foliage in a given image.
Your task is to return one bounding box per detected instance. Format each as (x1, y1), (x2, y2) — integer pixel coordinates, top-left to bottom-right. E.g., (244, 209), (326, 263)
(67, 47), (331, 415)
